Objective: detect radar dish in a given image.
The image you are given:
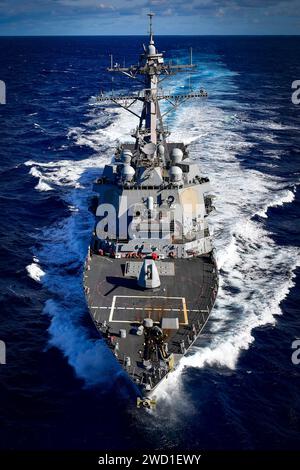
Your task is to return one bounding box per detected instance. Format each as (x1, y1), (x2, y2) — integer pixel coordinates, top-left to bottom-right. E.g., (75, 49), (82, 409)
(141, 142), (156, 156)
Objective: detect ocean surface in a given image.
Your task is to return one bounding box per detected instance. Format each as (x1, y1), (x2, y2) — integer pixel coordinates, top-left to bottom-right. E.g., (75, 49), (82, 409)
(0, 35), (300, 451)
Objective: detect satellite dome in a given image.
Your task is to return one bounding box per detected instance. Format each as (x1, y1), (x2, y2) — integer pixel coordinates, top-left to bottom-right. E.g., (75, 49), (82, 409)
(171, 148), (183, 164)
(148, 44), (156, 55)
(141, 142), (156, 156)
(122, 165), (135, 182)
(121, 149), (132, 164)
(169, 165), (183, 182)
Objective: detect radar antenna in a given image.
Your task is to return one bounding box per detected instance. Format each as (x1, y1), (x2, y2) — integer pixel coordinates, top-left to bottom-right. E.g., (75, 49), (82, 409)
(148, 12), (155, 44)
(97, 14), (207, 149)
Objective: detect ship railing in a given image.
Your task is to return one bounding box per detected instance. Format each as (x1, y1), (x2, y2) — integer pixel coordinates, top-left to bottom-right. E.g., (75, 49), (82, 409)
(179, 296), (218, 353)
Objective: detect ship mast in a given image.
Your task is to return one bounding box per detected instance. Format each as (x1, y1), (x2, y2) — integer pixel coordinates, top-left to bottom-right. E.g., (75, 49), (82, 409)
(97, 13), (207, 156)
(143, 12), (159, 144)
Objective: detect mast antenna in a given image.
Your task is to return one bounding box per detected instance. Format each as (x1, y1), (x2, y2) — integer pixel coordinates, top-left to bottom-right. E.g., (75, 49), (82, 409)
(148, 12), (155, 44)
(189, 48), (193, 90)
(97, 14), (207, 144)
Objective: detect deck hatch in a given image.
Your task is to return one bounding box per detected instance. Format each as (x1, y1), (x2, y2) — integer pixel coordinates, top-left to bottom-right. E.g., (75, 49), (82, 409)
(161, 317), (179, 330)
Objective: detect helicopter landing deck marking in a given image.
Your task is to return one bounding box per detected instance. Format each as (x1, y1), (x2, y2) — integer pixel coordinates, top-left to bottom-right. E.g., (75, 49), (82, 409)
(108, 295), (188, 325)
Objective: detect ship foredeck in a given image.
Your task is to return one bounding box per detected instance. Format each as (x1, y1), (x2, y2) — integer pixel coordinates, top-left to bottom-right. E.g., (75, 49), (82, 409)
(84, 254), (218, 389)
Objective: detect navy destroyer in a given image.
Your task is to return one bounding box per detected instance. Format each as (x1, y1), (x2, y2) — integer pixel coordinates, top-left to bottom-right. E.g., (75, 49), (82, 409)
(84, 14), (218, 408)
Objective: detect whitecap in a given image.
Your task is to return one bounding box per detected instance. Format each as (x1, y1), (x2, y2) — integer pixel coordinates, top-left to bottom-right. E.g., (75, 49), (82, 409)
(256, 188), (296, 218)
(29, 166), (53, 191)
(26, 263), (45, 282)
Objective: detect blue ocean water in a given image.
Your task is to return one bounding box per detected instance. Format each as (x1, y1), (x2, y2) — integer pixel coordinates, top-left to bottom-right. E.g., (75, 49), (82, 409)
(0, 35), (300, 451)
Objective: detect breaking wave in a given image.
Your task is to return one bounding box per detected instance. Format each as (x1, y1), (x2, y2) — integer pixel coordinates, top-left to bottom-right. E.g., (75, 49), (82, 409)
(26, 261), (45, 282)
(29, 166), (53, 192)
(25, 150), (122, 386)
(256, 188), (295, 218)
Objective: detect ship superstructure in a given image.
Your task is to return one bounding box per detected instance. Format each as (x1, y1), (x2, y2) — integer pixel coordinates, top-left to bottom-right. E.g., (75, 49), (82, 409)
(84, 14), (218, 408)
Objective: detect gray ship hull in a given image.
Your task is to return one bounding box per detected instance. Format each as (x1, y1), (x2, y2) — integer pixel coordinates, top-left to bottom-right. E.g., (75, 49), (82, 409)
(84, 251), (218, 398)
